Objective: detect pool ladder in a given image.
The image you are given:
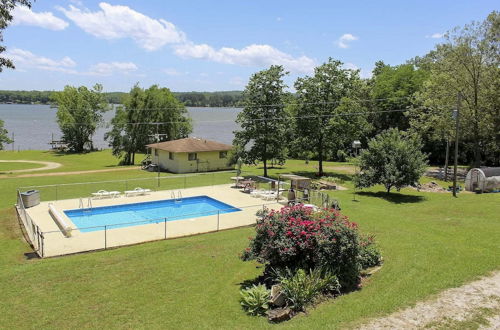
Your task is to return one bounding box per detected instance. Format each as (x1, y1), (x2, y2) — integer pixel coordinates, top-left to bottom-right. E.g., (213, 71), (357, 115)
(79, 197), (93, 210)
(171, 191), (182, 202)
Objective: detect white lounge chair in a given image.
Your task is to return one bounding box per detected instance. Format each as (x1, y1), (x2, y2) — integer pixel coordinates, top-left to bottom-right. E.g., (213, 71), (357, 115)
(125, 187), (151, 197)
(91, 190), (120, 199)
(261, 192), (279, 201)
(250, 189), (269, 198)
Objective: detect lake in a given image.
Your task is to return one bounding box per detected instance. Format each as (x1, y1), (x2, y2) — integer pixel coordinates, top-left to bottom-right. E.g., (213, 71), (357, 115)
(0, 104), (241, 150)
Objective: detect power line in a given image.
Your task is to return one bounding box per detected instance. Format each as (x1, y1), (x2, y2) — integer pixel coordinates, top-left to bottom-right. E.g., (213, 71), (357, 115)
(52, 107), (423, 127)
(48, 95), (417, 112)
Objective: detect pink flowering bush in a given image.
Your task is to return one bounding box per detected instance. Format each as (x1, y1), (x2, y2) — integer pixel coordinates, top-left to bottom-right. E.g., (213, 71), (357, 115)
(242, 204), (380, 290)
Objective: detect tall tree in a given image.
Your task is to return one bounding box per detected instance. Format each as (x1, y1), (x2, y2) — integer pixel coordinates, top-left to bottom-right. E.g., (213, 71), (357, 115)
(0, 118), (12, 149)
(106, 84), (192, 165)
(53, 84), (109, 153)
(354, 128), (427, 193)
(233, 65), (289, 177)
(411, 11), (500, 167)
(0, 0), (32, 71)
(369, 63), (428, 133)
(294, 58), (366, 176)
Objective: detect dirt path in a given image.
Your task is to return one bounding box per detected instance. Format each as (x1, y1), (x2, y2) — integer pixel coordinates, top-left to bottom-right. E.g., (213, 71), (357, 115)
(0, 166), (140, 179)
(358, 271), (500, 329)
(0, 160), (61, 173)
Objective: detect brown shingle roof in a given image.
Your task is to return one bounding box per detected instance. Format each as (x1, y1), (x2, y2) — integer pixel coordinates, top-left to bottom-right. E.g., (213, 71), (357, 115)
(146, 137), (233, 153)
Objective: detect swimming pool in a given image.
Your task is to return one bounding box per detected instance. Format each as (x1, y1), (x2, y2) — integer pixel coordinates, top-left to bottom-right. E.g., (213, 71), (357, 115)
(64, 196), (241, 233)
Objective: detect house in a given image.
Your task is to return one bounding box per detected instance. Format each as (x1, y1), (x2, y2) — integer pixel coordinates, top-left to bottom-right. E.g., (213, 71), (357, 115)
(146, 137), (233, 173)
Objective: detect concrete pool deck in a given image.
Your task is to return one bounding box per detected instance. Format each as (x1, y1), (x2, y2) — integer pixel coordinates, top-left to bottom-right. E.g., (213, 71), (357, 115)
(23, 184), (283, 257)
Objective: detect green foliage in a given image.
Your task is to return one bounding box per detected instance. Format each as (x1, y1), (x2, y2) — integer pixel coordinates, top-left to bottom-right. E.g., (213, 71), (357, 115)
(369, 63), (428, 132)
(173, 91), (243, 107)
(354, 128), (427, 193)
(239, 284), (270, 316)
(410, 11), (500, 166)
(0, 118), (12, 150)
(53, 84), (109, 153)
(0, 0), (32, 72)
(294, 58), (369, 176)
(105, 84), (192, 165)
(233, 65), (290, 177)
(277, 268), (340, 312)
(358, 235), (382, 269)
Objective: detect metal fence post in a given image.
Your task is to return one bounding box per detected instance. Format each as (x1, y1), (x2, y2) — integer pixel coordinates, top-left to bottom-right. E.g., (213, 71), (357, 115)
(40, 231), (44, 258)
(164, 218), (167, 239)
(217, 210), (220, 231)
(104, 225), (107, 249)
(184, 175), (186, 189)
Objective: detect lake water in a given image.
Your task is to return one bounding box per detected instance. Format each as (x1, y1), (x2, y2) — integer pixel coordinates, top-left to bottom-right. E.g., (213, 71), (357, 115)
(0, 104), (241, 150)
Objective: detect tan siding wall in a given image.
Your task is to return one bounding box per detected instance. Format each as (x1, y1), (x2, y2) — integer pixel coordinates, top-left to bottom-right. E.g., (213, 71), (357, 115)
(151, 149), (231, 173)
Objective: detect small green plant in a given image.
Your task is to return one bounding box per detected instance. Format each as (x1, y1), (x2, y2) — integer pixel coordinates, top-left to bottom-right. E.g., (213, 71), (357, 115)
(278, 268), (340, 312)
(239, 284), (270, 316)
(358, 235), (382, 269)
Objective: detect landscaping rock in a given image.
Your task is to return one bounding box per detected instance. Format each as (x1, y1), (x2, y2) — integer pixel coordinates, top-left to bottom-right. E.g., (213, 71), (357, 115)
(268, 308), (292, 322)
(270, 285), (286, 307)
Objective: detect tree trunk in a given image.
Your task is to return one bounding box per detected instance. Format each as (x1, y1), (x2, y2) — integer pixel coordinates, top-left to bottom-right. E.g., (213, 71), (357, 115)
(263, 158), (268, 177)
(132, 152), (135, 165)
(386, 185), (392, 193)
(318, 135), (323, 177)
(444, 138), (450, 181)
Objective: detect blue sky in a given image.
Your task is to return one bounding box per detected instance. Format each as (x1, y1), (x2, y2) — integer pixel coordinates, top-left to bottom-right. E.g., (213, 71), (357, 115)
(1, 0), (498, 92)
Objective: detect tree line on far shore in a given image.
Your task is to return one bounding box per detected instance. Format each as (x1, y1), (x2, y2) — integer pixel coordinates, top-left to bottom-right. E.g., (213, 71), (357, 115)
(0, 90), (243, 107)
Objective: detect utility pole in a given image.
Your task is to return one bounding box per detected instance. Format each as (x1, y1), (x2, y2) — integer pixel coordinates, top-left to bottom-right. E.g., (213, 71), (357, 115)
(148, 124), (169, 187)
(452, 93), (461, 197)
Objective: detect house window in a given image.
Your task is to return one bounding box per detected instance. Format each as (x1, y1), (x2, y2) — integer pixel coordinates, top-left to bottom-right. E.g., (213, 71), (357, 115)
(188, 153), (197, 161)
(219, 151), (227, 159)
(169, 152), (174, 160)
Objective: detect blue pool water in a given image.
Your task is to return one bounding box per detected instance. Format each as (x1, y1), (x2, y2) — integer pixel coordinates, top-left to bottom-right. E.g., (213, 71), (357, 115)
(64, 196), (241, 233)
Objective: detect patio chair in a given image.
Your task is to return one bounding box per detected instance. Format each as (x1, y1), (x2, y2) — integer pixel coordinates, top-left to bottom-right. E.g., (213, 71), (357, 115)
(91, 190), (110, 199)
(125, 187), (151, 197)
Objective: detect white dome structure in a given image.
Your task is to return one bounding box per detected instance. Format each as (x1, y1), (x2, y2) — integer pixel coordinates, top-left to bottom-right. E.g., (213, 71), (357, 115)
(464, 167), (500, 193)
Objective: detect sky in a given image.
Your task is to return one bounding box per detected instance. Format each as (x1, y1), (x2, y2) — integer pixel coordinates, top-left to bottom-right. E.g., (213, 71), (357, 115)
(1, 0), (498, 92)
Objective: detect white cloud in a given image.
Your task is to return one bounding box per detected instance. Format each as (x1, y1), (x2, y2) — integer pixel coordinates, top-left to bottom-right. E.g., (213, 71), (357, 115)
(12, 6), (68, 31)
(426, 33), (443, 39)
(6, 48), (76, 73)
(57, 2), (185, 51)
(58, 3), (316, 73)
(6, 48), (138, 76)
(163, 68), (183, 76)
(87, 62), (138, 76)
(174, 43), (316, 74)
(337, 33), (358, 48)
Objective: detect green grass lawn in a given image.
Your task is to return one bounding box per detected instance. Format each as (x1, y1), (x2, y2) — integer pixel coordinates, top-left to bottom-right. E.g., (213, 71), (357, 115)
(0, 152), (498, 328)
(0, 149), (141, 173)
(0, 161), (45, 173)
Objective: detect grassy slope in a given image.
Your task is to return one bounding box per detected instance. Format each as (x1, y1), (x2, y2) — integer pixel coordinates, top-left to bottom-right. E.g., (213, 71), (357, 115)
(0, 161), (44, 172)
(0, 150), (141, 173)
(0, 151), (498, 328)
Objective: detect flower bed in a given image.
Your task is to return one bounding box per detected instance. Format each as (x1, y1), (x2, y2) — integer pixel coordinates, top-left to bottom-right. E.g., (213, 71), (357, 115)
(240, 204), (382, 321)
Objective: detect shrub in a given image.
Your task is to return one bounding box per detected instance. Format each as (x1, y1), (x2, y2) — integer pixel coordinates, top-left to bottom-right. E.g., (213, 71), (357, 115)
(239, 284), (270, 316)
(278, 268), (340, 311)
(353, 128), (427, 193)
(358, 235), (382, 269)
(242, 205), (377, 290)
